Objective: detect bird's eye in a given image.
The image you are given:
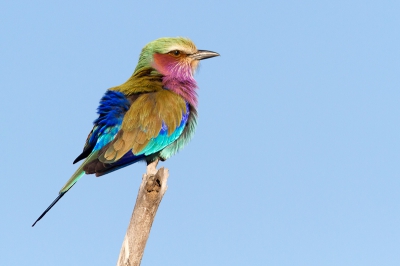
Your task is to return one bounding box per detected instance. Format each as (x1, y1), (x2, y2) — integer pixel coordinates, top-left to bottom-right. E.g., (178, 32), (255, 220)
(170, 50), (180, 56)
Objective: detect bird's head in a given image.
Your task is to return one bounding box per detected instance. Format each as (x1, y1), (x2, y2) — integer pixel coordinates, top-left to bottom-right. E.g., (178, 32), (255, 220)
(134, 37), (219, 80)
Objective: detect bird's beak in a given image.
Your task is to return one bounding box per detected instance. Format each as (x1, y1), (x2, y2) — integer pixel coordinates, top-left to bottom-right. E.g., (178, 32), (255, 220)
(189, 50), (220, 60)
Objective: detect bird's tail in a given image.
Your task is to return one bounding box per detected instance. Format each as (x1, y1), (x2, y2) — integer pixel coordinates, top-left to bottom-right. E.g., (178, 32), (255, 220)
(31, 184), (75, 227)
(59, 151), (98, 193)
(32, 152), (97, 227)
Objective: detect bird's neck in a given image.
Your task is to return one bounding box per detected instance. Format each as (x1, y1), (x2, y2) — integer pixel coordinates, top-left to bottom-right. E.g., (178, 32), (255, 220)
(162, 75), (198, 108)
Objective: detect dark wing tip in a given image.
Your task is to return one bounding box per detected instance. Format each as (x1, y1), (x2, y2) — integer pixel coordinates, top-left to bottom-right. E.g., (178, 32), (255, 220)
(73, 145), (94, 164)
(73, 156), (82, 164)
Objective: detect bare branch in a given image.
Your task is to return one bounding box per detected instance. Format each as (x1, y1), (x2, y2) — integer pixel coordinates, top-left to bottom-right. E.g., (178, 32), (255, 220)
(117, 160), (169, 266)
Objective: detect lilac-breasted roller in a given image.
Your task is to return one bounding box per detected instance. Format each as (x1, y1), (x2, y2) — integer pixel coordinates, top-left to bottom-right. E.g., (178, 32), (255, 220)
(32, 37), (219, 226)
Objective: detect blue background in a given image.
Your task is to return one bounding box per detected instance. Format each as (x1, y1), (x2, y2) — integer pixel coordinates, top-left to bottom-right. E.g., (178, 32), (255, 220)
(1, 1), (399, 265)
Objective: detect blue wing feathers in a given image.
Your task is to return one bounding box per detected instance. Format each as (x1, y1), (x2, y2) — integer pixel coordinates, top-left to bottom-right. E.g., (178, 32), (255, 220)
(73, 91), (130, 163)
(76, 90), (189, 173)
(91, 91), (130, 150)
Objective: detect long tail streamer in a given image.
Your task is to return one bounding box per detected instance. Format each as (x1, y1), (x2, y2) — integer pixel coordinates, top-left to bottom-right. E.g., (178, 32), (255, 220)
(32, 184), (74, 227)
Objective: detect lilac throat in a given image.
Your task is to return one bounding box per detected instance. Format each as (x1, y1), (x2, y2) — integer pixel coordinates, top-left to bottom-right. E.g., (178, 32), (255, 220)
(162, 66), (198, 107)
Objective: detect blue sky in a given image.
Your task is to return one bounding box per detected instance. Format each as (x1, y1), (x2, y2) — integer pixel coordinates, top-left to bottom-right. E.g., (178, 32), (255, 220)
(1, 1), (399, 265)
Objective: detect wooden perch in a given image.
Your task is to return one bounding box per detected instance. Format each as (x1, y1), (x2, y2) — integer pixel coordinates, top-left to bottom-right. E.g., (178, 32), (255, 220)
(116, 160), (169, 266)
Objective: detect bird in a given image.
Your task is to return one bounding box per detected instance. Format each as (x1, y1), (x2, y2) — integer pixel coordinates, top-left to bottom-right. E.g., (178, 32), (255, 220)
(32, 37), (219, 227)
